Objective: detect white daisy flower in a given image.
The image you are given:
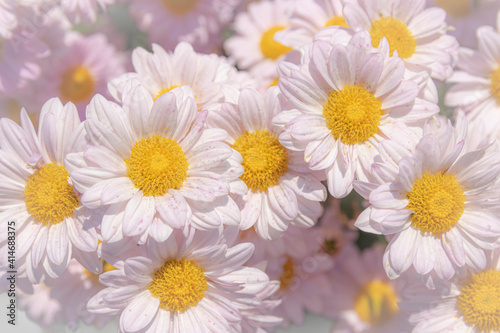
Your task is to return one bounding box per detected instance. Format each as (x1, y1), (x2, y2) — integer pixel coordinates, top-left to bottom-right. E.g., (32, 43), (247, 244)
(275, 0), (352, 50)
(240, 280), (283, 333)
(224, 0), (301, 87)
(108, 42), (249, 114)
(355, 116), (500, 280)
(0, 98), (100, 284)
(276, 30), (437, 198)
(67, 87), (243, 244)
(18, 283), (62, 328)
(402, 250), (500, 333)
(87, 229), (270, 333)
(129, 0), (239, 53)
(446, 13), (500, 141)
(207, 86), (326, 240)
(326, 245), (412, 333)
(343, 0), (459, 80)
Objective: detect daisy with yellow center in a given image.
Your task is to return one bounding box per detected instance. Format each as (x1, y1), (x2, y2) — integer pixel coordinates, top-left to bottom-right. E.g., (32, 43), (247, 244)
(355, 117), (500, 280)
(224, 0), (299, 88)
(0, 99), (100, 284)
(68, 86), (242, 245)
(274, 0), (350, 50)
(88, 231), (270, 333)
(206, 87), (326, 240)
(407, 250), (500, 333)
(342, 0), (458, 80)
(276, 30), (437, 199)
(109, 42), (248, 115)
(326, 246), (411, 332)
(445, 18), (500, 141)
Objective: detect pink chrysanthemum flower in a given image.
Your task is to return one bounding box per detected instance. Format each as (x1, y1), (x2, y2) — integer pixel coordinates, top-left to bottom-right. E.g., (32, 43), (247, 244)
(402, 250), (500, 333)
(207, 87), (326, 240)
(276, 31), (438, 198)
(108, 42), (249, 114)
(129, 0), (238, 53)
(0, 99), (100, 284)
(224, 0), (300, 87)
(68, 87), (243, 244)
(446, 13), (500, 141)
(343, 0), (459, 80)
(355, 116), (500, 280)
(326, 245), (413, 333)
(88, 230), (270, 333)
(26, 33), (126, 119)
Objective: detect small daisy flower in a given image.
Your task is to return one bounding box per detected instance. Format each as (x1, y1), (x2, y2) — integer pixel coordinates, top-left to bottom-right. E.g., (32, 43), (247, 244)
(224, 0), (300, 86)
(343, 0), (459, 80)
(68, 87), (243, 244)
(26, 33), (126, 119)
(326, 245), (412, 333)
(446, 13), (500, 140)
(403, 250), (500, 333)
(87, 230), (270, 333)
(0, 98), (100, 283)
(355, 116), (500, 280)
(108, 42), (249, 114)
(276, 31), (437, 198)
(207, 87), (326, 240)
(18, 283), (63, 328)
(60, 0), (116, 24)
(129, 0), (238, 52)
(275, 0), (352, 49)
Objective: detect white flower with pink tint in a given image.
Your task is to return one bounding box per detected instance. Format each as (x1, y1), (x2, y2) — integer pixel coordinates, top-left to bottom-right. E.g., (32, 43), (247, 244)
(207, 87), (326, 240)
(355, 117), (500, 280)
(67, 87), (243, 244)
(88, 229), (270, 333)
(402, 250), (500, 333)
(224, 0), (300, 87)
(275, 0), (352, 49)
(446, 12), (500, 141)
(129, 0), (239, 53)
(275, 31), (437, 198)
(108, 42), (249, 114)
(343, 0), (459, 80)
(0, 99), (101, 284)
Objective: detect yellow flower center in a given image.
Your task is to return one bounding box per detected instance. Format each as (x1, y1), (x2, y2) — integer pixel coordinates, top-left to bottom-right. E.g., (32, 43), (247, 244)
(269, 77), (279, 87)
(24, 163), (79, 225)
(162, 0), (198, 15)
(125, 135), (188, 197)
(324, 15), (348, 28)
(154, 85), (179, 101)
(354, 281), (399, 326)
(148, 259), (207, 313)
(489, 66), (500, 105)
(260, 26), (293, 60)
(323, 85), (383, 145)
(279, 257), (295, 291)
(406, 173), (465, 235)
(85, 260), (117, 284)
(232, 130), (289, 192)
(59, 65), (95, 103)
(435, 0), (471, 18)
(457, 270), (500, 332)
(369, 17), (417, 59)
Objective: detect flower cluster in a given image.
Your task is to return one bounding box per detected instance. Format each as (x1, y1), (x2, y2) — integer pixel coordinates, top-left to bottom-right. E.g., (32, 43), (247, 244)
(1, 0), (500, 332)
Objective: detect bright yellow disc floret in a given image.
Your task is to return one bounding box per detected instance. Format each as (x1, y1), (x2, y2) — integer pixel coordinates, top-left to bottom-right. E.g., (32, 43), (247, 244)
(148, 259), (207, 313)
(369, 17), (417, 59)
(24, 163), (79, 225)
